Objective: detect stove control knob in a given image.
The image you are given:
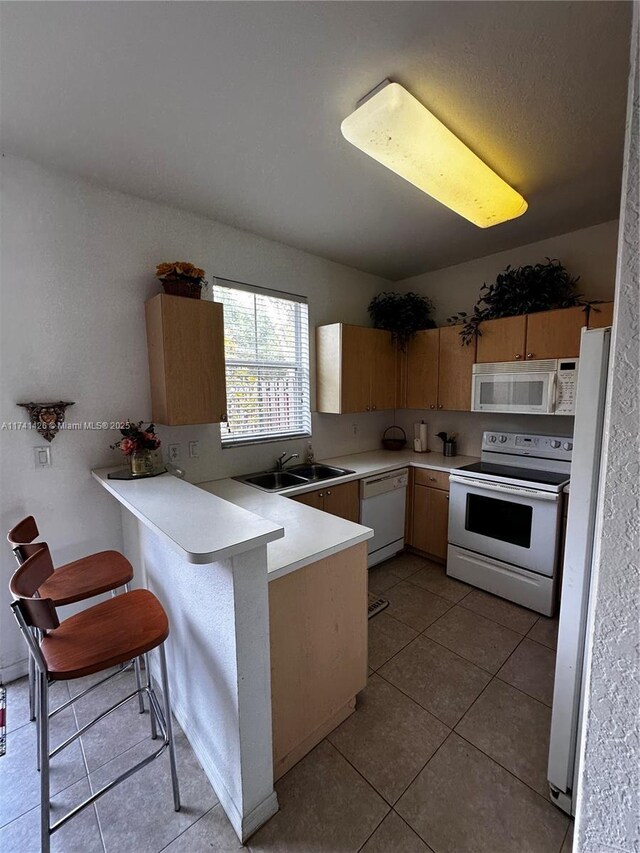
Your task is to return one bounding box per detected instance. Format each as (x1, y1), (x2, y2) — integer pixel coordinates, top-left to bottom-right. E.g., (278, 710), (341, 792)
(550, 440), (561, 449)
(488, 435), (496, 443)
(563, 441), (573, 451)
(499, 435), (508, 443)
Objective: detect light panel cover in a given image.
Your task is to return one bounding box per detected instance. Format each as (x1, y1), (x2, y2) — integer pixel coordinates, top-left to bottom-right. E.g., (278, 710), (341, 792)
(341, 82), (527, 228)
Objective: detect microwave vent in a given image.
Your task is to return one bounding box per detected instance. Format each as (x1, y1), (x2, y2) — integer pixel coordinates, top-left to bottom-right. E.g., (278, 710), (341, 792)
(472, 359), (558, 375)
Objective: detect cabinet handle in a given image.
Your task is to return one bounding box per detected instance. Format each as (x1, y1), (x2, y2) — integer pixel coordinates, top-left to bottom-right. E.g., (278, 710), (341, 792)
(515, 354), (522, 360)
(445, 495), (450, 501)
(319, 492), (324, 498)
(221, 413), (228, 421)
(526, 353), (534, 359)
(326, 490), (332, 496)
(429, 477), (436, 482)
(365, 405), (371, 411)
(372, 404), (377, 410)
(430, 404), (436, 409)
(438, 404), (443, 409)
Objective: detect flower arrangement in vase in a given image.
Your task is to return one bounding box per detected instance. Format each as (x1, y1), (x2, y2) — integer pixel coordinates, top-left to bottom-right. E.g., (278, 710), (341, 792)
(111, 421), (162, 476)
(156, 262), (208, 299)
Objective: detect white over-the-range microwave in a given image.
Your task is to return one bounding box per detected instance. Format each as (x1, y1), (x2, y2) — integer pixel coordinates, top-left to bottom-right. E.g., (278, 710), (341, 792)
(471, 358), (579, 415)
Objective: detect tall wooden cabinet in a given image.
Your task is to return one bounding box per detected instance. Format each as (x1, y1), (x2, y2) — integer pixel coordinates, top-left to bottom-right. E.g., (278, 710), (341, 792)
(316, 324), (396, 413)
(588, 302), (614, 329)
(404, 327), (475, 411)
(476, 306), (587, 362)
(145, 294), (227, 426)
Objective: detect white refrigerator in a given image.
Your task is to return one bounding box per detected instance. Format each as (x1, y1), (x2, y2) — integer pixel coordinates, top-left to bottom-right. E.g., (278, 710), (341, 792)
(548, 326), (612, 815)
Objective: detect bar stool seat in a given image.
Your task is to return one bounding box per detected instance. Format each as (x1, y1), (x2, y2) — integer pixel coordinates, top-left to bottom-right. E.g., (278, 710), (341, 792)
(41, 589), (169, 680)
(39, 550), (134, 607)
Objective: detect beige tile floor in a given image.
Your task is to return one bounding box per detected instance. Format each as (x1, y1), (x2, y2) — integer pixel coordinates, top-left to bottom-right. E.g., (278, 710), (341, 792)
(1, 553), (573, 852)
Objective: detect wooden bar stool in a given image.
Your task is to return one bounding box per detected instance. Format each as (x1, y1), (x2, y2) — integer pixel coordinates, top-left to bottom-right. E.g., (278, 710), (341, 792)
(7, 516), (145, 722)
(9, 545), (180, 853)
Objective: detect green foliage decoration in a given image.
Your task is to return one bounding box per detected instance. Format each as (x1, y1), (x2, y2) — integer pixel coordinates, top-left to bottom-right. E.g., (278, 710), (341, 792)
(368, 291), (436, 350)
(447, 258), (584, 345)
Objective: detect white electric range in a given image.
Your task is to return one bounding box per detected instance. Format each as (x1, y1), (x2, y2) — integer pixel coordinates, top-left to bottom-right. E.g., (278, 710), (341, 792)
(447, 431), (572, 616)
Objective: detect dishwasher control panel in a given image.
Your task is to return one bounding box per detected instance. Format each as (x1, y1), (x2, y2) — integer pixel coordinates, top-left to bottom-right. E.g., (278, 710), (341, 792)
(360, 468), (409, 499)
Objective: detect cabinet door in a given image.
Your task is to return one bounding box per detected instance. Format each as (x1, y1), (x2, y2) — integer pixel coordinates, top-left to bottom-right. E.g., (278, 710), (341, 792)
(324, 481), (360, 523)
(412, 485), (449, 560)
(291, 489), (325, 511)
(437, 325), (476, 411)
(525, 307), (586, 360)
(340, 325), (373, 413)
(145, 294), (227, 426)
(476, 315), (527, 363)
(369, 329), (397, 411)
(406, 329), (439, 410)
(588, 302), (614, 329)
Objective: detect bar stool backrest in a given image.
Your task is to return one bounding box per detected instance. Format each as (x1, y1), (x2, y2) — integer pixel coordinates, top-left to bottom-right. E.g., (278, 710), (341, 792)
(7, 515), (45, 564)
(9, 545), (60, 631)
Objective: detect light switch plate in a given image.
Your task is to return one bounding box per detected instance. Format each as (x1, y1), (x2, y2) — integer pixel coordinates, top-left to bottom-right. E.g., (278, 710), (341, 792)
(34, 446), (51, 468)
(189, 441), (200, 458)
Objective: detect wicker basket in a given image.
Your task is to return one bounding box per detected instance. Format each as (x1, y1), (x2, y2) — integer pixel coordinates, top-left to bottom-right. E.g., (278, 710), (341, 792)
(381, 426), (407, 451)
(161, 278), (202, 299)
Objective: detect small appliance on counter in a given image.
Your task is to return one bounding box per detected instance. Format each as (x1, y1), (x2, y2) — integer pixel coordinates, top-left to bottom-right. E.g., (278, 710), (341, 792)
(436, 431), (457, 457)
(413, 420), (429, 452)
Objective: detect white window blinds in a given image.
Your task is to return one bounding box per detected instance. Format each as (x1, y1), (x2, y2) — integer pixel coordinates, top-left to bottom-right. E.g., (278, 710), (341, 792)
(212, 279), (311, 446)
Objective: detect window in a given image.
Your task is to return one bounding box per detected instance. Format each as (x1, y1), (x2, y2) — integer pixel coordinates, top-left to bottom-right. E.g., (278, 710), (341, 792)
(212, 278), (311, 446)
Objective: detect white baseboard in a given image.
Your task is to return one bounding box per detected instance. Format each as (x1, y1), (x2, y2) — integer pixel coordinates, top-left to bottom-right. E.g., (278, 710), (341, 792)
(1, 658), (29, 684)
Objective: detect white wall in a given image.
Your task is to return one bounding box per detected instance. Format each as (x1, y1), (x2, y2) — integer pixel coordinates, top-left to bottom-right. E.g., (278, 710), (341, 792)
(0, 155), (391, 679)
(575, 8), (639, 851)
(391, 220), (619, 455)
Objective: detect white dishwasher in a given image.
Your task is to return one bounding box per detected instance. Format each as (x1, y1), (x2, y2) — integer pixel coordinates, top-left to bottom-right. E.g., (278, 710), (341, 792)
(360, 468), (409, 568)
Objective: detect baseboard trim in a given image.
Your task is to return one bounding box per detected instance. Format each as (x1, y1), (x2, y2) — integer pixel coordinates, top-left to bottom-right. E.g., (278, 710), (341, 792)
(0, 658), (29, 684)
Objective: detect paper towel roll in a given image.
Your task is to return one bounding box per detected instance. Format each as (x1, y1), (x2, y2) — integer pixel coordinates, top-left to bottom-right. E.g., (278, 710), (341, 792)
(419, 422), (428, 452)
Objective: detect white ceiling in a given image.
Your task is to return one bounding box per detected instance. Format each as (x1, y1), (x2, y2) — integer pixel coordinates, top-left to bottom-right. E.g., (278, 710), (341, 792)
(0, 1), (632, 280)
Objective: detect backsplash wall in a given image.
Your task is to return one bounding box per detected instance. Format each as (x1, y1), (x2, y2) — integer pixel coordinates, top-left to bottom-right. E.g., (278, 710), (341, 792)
(394, 409), (574, 457)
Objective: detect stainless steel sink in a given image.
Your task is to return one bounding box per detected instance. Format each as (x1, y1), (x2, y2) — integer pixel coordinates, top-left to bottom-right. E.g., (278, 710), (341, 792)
(236, 464), (355, 492)
(288, 464), (355, 482)
(242, 471), (309, 491)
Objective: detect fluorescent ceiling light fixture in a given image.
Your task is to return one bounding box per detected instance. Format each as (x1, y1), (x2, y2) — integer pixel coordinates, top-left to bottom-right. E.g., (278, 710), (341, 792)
(341, 81), (527, 228)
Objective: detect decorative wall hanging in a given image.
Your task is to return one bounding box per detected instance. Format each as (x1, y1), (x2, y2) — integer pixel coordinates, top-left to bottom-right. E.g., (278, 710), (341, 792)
(17, 401), (75, 442)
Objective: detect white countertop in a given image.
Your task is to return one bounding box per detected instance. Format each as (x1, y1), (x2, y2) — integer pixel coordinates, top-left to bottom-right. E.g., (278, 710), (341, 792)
(92, 468), (284, 564)
(93, 449), (479, 581)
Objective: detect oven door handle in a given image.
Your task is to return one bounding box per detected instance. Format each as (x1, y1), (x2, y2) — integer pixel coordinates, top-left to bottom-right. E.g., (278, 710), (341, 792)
(449, 474), (560, 502)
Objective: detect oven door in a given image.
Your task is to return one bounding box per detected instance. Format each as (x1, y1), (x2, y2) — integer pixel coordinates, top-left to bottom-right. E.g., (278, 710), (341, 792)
(448, 475), (561, 576)
(471, 370), (556, 414)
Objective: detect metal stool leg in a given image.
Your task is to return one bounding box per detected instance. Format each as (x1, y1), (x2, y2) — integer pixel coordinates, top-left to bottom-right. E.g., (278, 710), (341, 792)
(159, 644), (180, 812)
(145, 653), (158, 740)
(28, 651), (36, 722)
(39, 671), (50, 853)
(123, 583), (146, 714)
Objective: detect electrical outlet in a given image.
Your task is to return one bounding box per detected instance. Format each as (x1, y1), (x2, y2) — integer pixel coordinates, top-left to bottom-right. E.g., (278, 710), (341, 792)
(34, 446), (51, 468)
(168, 444), (180, 462)
(189, 441), (200, 459)
(352, 423), (358, 436)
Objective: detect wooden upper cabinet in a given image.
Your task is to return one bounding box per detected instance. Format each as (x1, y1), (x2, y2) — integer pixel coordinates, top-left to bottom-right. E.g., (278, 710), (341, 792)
(476, 315), (527, 363)
(406, 329), (440, 410)
(438, 326), (476, 411)
(588, 302), (614, 329)
(145, 294), (227, 426)
(524, 306), (586, 360)
(316, 324), (396, 414)
(370, 329), (397, 411)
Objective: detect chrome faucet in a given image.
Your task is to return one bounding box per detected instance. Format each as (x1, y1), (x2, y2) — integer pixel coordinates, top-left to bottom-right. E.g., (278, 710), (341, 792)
(275, 451), (299, 471)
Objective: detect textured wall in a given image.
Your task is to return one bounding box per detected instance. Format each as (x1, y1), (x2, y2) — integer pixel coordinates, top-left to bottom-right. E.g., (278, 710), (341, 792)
(575, 7), (639, 852)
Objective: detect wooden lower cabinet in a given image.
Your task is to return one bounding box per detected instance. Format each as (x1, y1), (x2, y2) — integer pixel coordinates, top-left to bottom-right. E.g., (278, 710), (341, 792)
(290, 481), (360, 522)
(411, 485), (449, 560)
(268, 542), (368, 780)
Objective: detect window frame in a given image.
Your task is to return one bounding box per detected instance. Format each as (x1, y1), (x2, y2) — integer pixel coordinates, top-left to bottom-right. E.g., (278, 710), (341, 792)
(212, 277), (312, 448)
